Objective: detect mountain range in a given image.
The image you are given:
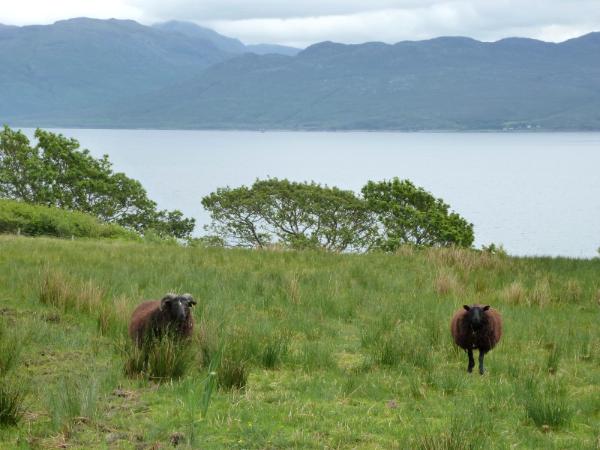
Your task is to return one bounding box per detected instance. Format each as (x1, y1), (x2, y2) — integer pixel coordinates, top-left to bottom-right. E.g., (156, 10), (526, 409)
(1, 18), (599, 130)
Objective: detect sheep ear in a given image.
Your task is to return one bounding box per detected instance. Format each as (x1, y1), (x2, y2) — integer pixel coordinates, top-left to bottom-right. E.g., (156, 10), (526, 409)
(463, 305), (471, 311)
(483, 305), (490, 311)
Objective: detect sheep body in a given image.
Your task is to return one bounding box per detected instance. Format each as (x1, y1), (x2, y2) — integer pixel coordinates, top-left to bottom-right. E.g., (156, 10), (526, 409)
(450, 304), (502, 374)
(129, 294), (195, 345)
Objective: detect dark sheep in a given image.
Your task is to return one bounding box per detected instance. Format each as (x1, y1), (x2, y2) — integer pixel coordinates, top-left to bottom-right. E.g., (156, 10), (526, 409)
(450, 304), (502, 374)
(129, 293), (196, 345)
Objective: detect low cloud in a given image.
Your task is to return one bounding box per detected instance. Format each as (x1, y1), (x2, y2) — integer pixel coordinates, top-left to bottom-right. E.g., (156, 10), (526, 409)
(1, 0), (599, 47)
(202, 1), (600, 46)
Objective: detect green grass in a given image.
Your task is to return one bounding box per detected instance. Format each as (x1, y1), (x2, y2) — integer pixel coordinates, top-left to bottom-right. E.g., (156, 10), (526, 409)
(0, 199), (138, 240)
(0, 235), (599, 448)
(0, 381), (25, 427)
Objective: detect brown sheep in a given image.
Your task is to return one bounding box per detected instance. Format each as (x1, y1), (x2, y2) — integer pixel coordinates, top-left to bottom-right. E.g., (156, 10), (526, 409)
(129, 293), (196, 345)
(450, 304), (502, 374)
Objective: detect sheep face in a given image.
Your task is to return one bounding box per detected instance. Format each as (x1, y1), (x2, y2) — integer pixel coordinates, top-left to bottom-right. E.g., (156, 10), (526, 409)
(161, 293), (196, 323)
(463, 304), (490, 331)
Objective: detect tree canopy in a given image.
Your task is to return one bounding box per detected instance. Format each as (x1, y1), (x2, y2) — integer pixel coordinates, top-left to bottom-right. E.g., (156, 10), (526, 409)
(202, 178), (373, 251)
(202, 177), (473, 251)
(0, 126), (194, 239)
(362, 178), (474, 250)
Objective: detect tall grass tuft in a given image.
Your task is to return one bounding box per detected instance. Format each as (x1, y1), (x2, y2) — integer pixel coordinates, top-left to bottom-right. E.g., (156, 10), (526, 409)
(0, 380), (25, 426)
(427, 245), (504, 273)
(196, 318), (222, 368)
(46, 377), (100, 432)
(501, 281), (527, 305)
(123, 333), (192, 381)
(530, 278), (552, 307)
(97, 295), (130, 337)
(0, 319), (22, 377)
(522, 378), (573, 429)
(294, 340), (334, 371)
(415, 414), (487, 450)
(217, 356), (248, 390)
(362, 324), (432, 369)
(179, 362), (220, 447)
(287, 272), (302, 305)
(563, 279), (582, 303)
(39, 269), (104, 315)
(546, 343), (562, 374)
(259, 331), (290, 369)
(434, 270), (461, 296)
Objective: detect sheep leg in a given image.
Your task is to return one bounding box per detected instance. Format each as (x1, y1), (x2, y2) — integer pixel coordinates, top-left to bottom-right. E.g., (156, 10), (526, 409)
(478, 350), (486, 375)
(467, 349), (475, 373)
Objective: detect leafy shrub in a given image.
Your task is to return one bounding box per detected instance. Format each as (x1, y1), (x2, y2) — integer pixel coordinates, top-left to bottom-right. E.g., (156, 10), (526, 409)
(0, 126), (195, 238)
(0, 199), (138, 240)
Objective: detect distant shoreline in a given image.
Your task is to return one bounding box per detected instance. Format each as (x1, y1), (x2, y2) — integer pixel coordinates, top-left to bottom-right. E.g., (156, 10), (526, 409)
(7, 124), (600, 133)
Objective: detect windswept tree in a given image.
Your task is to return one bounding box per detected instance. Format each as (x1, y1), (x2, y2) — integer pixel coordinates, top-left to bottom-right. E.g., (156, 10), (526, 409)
(362, 178), (474, 250)
(201, 184), (271, 248)
(0, 126), (194, 239)
(202, 178), (374, 251)
(202, 177), (473, 252)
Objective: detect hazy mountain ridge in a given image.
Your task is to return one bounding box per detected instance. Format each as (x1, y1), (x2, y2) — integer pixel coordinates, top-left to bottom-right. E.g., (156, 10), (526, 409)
(1, 19), (599, 130)
(100, 32), (600, 130)
(152, 21), (301, 56)
(0, 18), (299, 124)
(0, 18), (230, 121)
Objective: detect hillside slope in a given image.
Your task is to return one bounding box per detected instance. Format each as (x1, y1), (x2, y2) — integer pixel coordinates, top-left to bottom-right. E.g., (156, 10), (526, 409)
(0, 18), (231, 123)
(106, 33), (600, 130)
(2, 23), (599, 130)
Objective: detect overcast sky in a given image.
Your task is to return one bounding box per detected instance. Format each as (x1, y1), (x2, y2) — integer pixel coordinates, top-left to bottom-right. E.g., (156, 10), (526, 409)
(2, 0), (599, 48)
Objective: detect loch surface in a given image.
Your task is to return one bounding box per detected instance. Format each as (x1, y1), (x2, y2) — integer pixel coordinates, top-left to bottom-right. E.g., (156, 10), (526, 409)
(21, 129), (600, 257)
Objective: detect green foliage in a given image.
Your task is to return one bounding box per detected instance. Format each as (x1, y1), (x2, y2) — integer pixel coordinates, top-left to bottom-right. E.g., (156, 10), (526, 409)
(0, 126), (194, 239)
(362, 178), (474, 249)
(202, 177), (471, 251)
(0, 199), (137, 239)
(481, 243), (508, 257)
(202, 178), (373, 251)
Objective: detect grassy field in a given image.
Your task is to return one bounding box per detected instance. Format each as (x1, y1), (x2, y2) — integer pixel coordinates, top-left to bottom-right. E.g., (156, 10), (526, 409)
(0, 235), (599, 449)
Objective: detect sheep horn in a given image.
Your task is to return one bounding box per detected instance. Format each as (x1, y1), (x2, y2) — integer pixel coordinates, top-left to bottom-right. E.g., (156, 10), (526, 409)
(181, 293), (196, 305)
(160, 293), (177, 310)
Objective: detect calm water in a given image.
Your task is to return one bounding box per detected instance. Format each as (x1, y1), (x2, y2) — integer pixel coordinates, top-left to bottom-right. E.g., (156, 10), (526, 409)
(22, 129), (600, 258)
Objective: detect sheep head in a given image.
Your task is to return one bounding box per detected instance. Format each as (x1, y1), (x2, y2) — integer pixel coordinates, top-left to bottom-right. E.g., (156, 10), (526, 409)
(463, 304), (490, 331)
(161, 293), (196, 323)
